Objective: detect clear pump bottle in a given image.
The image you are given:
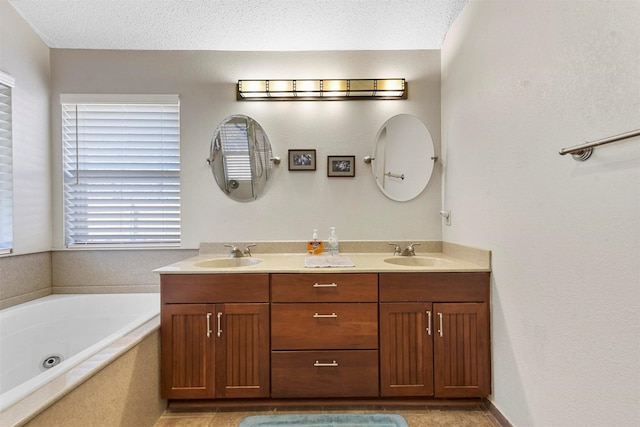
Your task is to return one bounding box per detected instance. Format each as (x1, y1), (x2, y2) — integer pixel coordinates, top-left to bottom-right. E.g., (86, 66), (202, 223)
(328, 227), (339, 256)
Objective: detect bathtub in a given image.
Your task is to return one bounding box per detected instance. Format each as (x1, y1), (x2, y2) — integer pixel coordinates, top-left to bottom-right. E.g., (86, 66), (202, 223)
(0, 293), (161, 425)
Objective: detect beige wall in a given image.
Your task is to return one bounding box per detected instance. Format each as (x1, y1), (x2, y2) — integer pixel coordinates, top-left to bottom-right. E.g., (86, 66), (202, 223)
(0, 0), (52, 255)
(49, 49), (443, 249)
(0, 2), (52, 306)
(442, 1), (640, 425)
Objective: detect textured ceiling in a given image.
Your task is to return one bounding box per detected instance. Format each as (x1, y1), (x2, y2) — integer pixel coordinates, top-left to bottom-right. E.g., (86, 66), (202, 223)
(8, 0), (468, 51)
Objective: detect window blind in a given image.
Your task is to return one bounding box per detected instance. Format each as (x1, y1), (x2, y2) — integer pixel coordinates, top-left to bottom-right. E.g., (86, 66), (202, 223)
(62, 96), (180, 246)
(0, 73), (14, 254)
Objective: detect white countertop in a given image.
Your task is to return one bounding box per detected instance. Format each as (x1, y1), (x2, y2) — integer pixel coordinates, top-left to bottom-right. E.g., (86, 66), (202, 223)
(154, 251), (490, 274)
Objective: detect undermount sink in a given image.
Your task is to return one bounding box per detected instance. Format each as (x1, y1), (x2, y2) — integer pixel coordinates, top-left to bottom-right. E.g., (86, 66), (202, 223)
(194, 258), (262, 268)
(384, 256), (452, 267)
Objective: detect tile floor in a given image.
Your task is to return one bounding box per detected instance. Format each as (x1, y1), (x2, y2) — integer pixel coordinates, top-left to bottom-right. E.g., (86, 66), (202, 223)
(154, 406), (502, 427)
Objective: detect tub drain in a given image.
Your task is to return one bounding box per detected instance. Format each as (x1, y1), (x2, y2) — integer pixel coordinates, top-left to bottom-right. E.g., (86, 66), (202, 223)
(41, 355), (63, 369)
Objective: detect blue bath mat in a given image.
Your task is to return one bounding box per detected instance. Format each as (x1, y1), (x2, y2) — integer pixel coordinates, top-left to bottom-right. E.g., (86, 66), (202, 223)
(238, 413), (408, 427)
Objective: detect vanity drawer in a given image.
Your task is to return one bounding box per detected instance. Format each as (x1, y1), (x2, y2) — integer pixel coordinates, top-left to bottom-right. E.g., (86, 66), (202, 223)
(271, 350), (379, 398)
(379, 272), (490, 302)
(271, 303), (378, 350)
(271, 273), (378, 302)
(161, 274), (270, 303)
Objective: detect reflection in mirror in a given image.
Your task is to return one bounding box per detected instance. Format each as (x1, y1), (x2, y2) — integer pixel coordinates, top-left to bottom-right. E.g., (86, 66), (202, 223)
(372, 114), (435, 202)
(209, 115), (274, 201)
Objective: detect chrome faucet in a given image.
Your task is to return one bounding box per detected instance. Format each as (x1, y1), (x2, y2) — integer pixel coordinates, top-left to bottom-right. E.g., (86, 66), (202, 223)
(401, 243), (420, 256)
(388, 243), (402, 256)
(224, 244), (256, 258)
(389, 242), (420, 256)
(243, 244), (256, 257)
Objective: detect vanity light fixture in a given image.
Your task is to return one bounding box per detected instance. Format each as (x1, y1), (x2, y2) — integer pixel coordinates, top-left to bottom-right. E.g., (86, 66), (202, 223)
(237, 79), (406, 100)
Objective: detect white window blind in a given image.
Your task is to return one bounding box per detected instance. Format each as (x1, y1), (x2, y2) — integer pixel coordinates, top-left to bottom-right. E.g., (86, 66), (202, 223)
(62, 95), (180, 247)
(0, 72), (14, 255)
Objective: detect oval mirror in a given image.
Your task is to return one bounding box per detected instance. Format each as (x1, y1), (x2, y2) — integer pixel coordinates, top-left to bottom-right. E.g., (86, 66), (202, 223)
(371, 114), (435, 202)
(209, 115), (275, 202)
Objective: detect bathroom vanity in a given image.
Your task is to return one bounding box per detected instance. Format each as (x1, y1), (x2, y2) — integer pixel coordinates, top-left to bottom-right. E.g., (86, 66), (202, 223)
(156, 244), (491, 405)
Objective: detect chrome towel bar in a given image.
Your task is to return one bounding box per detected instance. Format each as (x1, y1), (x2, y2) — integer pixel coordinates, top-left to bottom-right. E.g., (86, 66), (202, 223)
(559, 129), (640, 161)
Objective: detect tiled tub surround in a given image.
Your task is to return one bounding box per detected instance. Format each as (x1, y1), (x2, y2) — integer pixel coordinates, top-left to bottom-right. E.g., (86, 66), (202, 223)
(0, 252), (52, 310)
(22, 326), (164, 427)
(51, 249), (196, 294)
(0, 294), (164, 427)
(0, 249), (195, 309)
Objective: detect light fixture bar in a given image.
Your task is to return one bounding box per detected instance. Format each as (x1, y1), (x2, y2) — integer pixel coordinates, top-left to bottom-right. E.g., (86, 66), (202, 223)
(237, 79), (406, 100)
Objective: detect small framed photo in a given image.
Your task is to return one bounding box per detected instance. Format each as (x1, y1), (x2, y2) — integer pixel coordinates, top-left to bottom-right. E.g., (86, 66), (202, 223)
(327, 155), (355, 177)
(288, 149), (316, 171)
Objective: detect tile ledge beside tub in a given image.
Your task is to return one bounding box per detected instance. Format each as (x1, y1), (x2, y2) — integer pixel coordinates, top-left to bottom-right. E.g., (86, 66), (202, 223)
(0, 316), (161, 427)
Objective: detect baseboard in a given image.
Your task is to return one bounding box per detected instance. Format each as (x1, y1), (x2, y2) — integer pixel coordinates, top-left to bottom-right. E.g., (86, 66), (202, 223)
(168, 397), (488, 411)
(483, 399), (513, 427)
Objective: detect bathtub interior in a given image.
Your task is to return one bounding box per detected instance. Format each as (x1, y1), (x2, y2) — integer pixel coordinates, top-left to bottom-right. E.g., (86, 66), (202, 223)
(0, 293), (160, 412)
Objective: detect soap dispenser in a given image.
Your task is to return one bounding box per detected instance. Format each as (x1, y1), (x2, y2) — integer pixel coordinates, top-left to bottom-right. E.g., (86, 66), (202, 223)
(328, 227), (339, 256)
(307, 229), (323, 255)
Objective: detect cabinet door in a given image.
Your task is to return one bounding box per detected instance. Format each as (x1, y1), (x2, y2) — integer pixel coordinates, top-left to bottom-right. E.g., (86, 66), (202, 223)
(161, 304), (215, 399)
(215, 303), (270, 398)
(379, 303), (434, 396)
(434, 303), (491, 398)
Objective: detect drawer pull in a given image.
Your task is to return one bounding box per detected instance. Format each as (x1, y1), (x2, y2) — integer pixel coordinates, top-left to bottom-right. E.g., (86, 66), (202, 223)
(313, 312), (337, 318)
(314, 360), (338, 367)
(313, 282), (338, 288)
(206, 312), (212, 338)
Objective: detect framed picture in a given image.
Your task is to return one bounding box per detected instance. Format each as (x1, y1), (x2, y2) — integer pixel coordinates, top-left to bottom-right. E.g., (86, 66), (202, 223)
(288, 149), (316, 171)
(327, 155), (355, 177)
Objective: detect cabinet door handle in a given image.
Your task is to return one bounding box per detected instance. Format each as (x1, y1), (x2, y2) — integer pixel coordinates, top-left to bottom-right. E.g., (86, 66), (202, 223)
(216, 312), (222, 337)
(437, 312), (443, 337)
(313, 312), (337, 318)
(314, 360), (338, 367)
(206, 312), (212, 338)
(426, 310), (432, 336)
(313, 282), (338, 288)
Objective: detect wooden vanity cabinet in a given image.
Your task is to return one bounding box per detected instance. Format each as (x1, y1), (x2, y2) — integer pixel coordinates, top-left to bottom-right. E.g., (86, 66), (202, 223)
(160, 269), (491, 403)
(160, 274), (270, 400)
(270, 273), (379, 398)
(379, 272), (491, 398)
